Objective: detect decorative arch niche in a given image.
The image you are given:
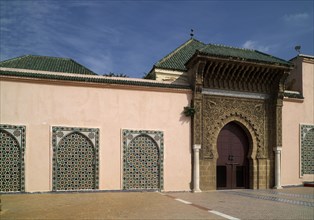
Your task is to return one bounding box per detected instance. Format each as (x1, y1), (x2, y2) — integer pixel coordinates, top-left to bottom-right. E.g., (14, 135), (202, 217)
(212, 117), (258, 161)
(52, 126), (99, 191)
(122, 129), (164, 191)
(216, 122), (250, 189)
(199, 95), (272, 190)
(300, 125), (314, 176)
(0, 124), (26, 192)
(202, 96), (267, 160)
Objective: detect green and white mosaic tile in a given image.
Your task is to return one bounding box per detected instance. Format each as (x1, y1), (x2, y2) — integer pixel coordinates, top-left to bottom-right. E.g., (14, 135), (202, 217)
(0, 124), (26, 192)
(122, 129), (164, 190)
(52, 126), (99, 191)
(300, 124), (314, 175)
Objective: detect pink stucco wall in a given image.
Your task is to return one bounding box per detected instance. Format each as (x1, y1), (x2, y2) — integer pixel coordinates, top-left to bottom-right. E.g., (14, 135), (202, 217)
(282, 56), (314, 186)
(0, 79), (192, 192)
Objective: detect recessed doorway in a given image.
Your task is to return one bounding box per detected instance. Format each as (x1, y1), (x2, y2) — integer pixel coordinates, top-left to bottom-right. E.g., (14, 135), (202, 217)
(216, 122), (250, 189)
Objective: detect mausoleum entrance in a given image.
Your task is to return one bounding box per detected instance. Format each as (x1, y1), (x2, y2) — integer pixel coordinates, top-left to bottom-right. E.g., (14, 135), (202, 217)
(187, 54), (291, 190)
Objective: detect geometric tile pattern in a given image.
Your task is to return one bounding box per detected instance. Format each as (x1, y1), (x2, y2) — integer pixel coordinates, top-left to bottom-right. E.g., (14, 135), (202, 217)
(122, 129), (164, 190)
(0, 124), (26, 192)
(52, 126), (99, 191)
(300, 124), (314, 175)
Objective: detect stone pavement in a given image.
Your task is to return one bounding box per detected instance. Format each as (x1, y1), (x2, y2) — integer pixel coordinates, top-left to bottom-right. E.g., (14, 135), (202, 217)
(0, 187), (313, 219)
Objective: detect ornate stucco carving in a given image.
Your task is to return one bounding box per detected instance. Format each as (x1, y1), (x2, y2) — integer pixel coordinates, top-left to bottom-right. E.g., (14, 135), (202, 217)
(192, 61), (206, 145)
(201, 95), (268, 159)
(193, 99), (202, 144)
(274, 71), (289, 147)
(190, 58), (291, 190)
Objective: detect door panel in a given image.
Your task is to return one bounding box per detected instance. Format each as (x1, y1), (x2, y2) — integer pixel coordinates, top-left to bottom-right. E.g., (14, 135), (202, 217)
(236, 166), (245, 187)
(216, 166), (227, 188)
(217, 122), (249, 189)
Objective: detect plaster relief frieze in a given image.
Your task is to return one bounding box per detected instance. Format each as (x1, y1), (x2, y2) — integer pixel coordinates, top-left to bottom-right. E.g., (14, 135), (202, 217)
(193, 99), (202, 145)
(201, 95), (268, 159)
(276, 106), (283, 147)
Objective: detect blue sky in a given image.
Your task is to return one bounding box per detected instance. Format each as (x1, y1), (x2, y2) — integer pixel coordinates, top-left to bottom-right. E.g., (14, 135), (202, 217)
(1, 0), (313, 78)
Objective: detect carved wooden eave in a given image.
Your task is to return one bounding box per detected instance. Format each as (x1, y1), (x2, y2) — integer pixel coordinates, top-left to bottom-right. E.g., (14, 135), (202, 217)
(186, 52), (292, 70)
(186, 53), (293, 94)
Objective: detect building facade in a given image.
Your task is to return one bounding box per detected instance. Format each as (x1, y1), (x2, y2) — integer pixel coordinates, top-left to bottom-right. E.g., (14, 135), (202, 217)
(0, 39), (313, 193)
(282, 54), (314, 186)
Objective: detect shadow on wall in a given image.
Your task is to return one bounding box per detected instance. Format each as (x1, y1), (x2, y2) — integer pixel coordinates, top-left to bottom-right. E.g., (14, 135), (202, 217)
(179, 94), (192, 125)
(169, 75), (193, 126)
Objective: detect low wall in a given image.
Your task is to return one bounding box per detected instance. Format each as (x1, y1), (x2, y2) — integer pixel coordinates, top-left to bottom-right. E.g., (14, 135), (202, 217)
(0, 79), (192, 192)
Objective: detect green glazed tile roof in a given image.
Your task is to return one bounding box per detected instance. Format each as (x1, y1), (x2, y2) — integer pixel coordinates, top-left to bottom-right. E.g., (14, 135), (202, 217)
(0, 55), (96, 75)
(154, 38), (291, 72)
(154, 39), (206, 71)
(198, 44), (291, 66)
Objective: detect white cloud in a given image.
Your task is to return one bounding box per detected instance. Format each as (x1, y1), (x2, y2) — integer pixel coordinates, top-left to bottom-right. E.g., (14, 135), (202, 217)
(83, 54), (114, 74)
(283, 13), (309, 22)
(0, 1), (63, 57)
(242, 40), (255, 49)
(0, 0), (121, 73)
(242, 40), (270, 52)
(0, 18), (13, 26)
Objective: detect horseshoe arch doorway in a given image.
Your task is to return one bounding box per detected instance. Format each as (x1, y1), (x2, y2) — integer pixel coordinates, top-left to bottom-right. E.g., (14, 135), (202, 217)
(216, 122), (250, 189)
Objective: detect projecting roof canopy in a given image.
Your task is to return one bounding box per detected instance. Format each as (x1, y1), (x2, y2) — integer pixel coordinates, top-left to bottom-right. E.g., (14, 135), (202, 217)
(153, 39), (291, 73)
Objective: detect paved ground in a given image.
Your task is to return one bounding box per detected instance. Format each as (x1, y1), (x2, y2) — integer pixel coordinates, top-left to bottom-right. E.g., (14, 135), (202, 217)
(0, 187), (313, 219)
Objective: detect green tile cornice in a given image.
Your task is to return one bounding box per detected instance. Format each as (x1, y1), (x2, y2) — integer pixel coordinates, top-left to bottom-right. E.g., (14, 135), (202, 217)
(0, 70), (191, 90)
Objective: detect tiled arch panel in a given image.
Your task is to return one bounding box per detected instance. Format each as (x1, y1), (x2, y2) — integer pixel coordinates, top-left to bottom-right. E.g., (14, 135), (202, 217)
(300, 124), (314, 176)
(0, 124), (26, 192)
(122, 129), (164, 190)
(52, 126), (99, 191)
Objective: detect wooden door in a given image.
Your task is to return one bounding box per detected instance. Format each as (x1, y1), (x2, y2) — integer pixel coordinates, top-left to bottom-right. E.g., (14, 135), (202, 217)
(216, 122), (249, 189)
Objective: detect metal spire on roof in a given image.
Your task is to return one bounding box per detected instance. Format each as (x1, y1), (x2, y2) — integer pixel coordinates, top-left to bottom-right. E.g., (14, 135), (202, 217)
(190, 29), (194, 39)
(295, 45), (301, 54)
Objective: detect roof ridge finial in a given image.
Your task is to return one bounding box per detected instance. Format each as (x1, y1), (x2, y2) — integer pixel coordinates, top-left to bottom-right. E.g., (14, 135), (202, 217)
(295, 45), (301, 54)
(190, 29), (194, 39)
